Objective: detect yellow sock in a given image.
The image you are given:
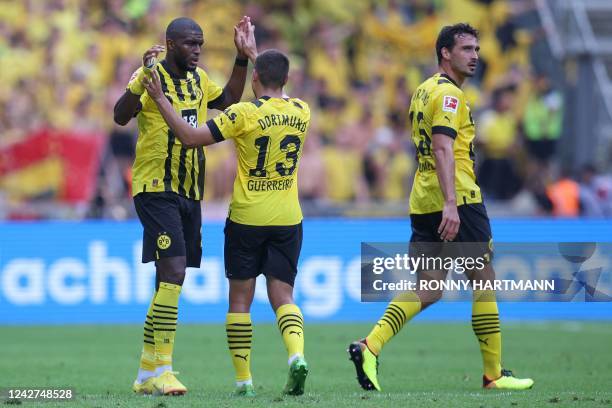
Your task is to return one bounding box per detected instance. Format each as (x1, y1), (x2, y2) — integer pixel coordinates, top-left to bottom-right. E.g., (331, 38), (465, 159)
(365, 292), (421, 355)
(276, 304), (304, 361)
(472, 290), (502, 379)
(139, 291), (157, 372)
(226, 313), (253, 382)
(153, 282), (181, 369)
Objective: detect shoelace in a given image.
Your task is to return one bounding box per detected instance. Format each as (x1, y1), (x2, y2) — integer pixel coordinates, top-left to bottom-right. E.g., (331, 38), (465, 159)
(501, 368), (514, 377)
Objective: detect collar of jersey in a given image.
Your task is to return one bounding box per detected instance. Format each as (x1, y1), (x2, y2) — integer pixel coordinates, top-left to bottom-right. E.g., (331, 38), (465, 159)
(259, 95), (290, 101)
(439, 73), (460, 88)
(159, 59), (192, 81)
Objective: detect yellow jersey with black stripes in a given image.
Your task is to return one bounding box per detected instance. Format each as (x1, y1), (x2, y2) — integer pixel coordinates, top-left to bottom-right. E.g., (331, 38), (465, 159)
(207, 96), (310, 226)
(130, 60), (224, 200)
(408, 73), (481, 214)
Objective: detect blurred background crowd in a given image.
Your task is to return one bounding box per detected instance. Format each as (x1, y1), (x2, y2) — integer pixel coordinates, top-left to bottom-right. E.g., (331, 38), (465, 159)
(1, 0), (611, 220)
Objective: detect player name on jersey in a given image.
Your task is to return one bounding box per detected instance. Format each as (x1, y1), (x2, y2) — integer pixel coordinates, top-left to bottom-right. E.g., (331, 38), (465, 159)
(257, 114), (308, 132)
(247, 178), (294, 191)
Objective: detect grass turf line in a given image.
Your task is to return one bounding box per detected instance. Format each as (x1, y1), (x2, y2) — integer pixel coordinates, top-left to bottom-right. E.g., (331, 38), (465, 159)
(2, 322), (611, 407)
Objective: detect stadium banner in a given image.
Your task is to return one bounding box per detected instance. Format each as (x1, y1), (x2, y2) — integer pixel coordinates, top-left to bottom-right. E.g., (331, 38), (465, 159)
(1, 219), (611, 324)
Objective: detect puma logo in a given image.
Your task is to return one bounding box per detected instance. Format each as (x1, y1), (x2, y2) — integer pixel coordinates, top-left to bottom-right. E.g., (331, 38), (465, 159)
(289, 331), (302, 337)
(478, 338), (489, 346)
(234, 354), (248, 361)
(444, 115), (451, 123)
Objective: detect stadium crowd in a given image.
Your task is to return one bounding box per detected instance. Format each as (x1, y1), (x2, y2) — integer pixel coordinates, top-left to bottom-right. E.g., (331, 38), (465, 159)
(1, 0), (611, 219)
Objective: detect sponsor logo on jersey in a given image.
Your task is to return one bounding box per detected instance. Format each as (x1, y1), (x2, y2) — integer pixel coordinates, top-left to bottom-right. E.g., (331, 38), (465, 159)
(442, 96), (459, 113)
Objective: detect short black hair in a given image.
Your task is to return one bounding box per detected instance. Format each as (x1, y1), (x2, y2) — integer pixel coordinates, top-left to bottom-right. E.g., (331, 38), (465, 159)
(435, 23), (479, 65)
(166, 17), (202, 40)
(255, 49), (289, 89)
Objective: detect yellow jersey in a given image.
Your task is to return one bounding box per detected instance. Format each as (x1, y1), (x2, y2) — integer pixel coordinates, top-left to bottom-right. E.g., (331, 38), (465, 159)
(130, 60), (224, 200)
(208, 96), (310, 226)
(408, 73), (481, 214)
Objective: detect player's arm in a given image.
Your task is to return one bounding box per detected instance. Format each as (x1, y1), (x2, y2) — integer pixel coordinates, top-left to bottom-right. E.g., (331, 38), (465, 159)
(208, 17), (258, 110)
(144, 70), (217, 147)
(432, 133), (459, 240)
(431, 90), (462, 241)
(113, 45), (165, 125)
(113, 91), (141, 126)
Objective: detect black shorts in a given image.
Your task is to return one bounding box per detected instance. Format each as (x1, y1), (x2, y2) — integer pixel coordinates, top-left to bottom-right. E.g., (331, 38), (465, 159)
(224, 219), (303, 286)
(134, 192), (202, 267)
(409, 203), (493, 262)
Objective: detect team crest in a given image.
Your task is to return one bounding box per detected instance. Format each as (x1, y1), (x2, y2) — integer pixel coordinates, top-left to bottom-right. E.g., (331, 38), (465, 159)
(442, 96), (459, 113)
(157, 234), (171, 250)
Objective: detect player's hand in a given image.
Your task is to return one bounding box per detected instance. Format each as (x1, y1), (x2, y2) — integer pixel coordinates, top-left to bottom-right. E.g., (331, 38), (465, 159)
(234, 16), (257, 63)
(438, 202), (460, 241)
(142, 70), (164, 102)
(128, 45), (165, 95)
(142, 44), (165, 73)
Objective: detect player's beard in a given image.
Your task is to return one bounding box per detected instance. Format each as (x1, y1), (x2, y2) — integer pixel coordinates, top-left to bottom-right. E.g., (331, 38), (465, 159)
(456, 62), (476, 78)
(177, 58), (197, 72)
(463, 61), (478, 78)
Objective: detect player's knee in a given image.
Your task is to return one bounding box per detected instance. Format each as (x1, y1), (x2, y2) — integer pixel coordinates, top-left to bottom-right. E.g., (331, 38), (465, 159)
(228, 290), (254, 313)
(156, 257), (187, 286)
(228, 278), (256, 312)
(419, 289), (443, 309)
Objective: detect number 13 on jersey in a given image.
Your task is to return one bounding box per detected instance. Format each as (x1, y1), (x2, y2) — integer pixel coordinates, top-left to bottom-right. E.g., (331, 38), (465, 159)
(249, 135), (302, 178)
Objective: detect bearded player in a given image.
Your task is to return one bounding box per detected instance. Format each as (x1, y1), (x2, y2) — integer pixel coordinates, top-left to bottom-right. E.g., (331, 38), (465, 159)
(348, 23), (534, 392)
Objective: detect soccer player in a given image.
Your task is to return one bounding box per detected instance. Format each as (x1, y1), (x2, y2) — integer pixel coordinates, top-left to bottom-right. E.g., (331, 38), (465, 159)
(113, 16), (257, 396)
(143, 49), (310, 397)
(348, 23), (534, 391)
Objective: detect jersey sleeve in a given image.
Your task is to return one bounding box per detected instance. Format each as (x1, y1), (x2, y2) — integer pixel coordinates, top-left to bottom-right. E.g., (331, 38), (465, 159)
(126, 67), (143, 89)
(206, 103), (250, 143)
(431, 85), (463, 139)
(126, 67), (144, 115)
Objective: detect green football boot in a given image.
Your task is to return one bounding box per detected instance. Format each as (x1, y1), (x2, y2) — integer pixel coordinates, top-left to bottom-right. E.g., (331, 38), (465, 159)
(233, 383), (256, 397)
(283, 356), (309, 395)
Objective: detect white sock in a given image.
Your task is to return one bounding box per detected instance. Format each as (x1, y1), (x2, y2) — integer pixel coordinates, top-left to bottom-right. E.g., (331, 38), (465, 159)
(236, 379), (253, 387)
(288, 353), (301, 366)
(136, 369), (156, 384)
(155, 365), (172, 376)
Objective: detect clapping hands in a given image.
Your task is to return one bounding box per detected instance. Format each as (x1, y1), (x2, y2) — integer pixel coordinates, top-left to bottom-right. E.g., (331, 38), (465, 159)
(234, 16), (258, 63)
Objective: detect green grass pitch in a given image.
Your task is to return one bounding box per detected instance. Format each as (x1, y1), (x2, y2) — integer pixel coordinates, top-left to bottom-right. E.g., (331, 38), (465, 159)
(2, 322), (611, 407)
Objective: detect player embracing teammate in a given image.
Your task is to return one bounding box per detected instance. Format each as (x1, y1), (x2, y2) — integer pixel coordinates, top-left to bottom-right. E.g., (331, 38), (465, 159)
(143, 48), (310, 397)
